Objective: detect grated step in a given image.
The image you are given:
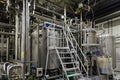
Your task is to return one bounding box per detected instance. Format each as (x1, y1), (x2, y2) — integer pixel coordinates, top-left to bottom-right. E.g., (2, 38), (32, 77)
(56, 47), (69, 49)
(67, 73), (81, 77)
(59, 52), (71, 54)
(63, 62), (79, 65)
(61, 57), (73, 59)
(65, 67), (79, 71)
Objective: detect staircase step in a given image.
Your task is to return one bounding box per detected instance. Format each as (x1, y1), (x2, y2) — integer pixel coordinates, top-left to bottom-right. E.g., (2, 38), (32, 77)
(59, 52), (71, 54)
(67, 73), (81, 77)
(63, 62), (79, 65)
(61, 57), (73, 59)
(56, 47), (69, 49)
(65, 67), (79, 71)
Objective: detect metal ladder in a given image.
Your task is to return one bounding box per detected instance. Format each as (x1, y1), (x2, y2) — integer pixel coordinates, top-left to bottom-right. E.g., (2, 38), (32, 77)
(66, 25), (88, 76)
(44, 22), (88, 80)
(54, 26), (88, 80)
(55, 47), (83, 80)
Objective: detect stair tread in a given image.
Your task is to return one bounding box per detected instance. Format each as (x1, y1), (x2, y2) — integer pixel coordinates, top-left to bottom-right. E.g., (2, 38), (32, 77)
(59, 52), (71, 54)
(67, 73), (81, 77)
(63, 62), (79, 65)
(56, 47), (69, 49)
(65, 67), (79, 71)
(61, 57), (73, 59)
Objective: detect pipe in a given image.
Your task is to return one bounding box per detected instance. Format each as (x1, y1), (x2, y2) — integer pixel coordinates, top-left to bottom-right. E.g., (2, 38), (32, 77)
(36, 5), (63, 16)
(1, 35), (4, 62)
(21, 0), (30, 79)
(6, 0), (10, 11)
(70, 19), (73, 26)
(0, 32), (15, 35)
(15, 10), (19, 60)
(6, 38), (9, 61)
(33, 0), (36, 14)
(0, 22), (15, 28)
(30, 13), (64, 25)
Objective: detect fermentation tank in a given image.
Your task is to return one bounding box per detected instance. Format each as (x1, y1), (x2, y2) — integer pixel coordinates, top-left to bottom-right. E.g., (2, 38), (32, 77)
(31, 23), (60, 70)
(82, 28), (98, 46)
(99, 34), (116, 68)
(40, 29), (59, 69)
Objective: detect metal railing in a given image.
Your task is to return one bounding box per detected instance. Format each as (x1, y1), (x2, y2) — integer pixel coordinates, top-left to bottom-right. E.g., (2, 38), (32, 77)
(64, 25), (89, 76)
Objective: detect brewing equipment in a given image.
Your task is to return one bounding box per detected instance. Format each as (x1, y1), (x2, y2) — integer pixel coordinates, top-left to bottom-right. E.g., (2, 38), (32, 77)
(99, 34), (116, 68)
(82, 28), (99, 47)
(0, 62), (23, 80)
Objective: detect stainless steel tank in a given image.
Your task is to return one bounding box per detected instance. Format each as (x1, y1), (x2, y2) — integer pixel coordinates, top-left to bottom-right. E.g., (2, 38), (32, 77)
(40, 29), (59, 69)
(31, 28), (59, 70)
(99, 34), (116, 68)
(31, 31), (39, 67)
(82, 28), (98, 46)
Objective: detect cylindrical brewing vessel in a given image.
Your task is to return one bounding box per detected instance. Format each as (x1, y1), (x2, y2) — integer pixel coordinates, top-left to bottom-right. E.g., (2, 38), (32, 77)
(99, 34), (116, 68)
(82, 28), (97, 46)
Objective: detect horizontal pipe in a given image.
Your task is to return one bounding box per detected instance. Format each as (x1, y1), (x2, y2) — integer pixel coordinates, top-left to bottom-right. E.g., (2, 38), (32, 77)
(36, 4), (63, 16)
(30, 13), (64, 25)
(0, 22), (15, 28)
(0, 32), (15, 35)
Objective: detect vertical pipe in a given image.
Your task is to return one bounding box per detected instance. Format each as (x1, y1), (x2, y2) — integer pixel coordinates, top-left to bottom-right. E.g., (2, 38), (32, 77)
(64, 5), (67, 28)
(21, 0), (30, 79)
(21, 0), (26, 77)
(21, 0), (26, 63)
(33, 0), (36, 14)
(64, 4), (68, 47)
(26, 0), (30, 72)
(37, 25), (39, 67)
(1, 35), (4, 62)
(15, 11), (19, 61)
(6, 38), (9, 61)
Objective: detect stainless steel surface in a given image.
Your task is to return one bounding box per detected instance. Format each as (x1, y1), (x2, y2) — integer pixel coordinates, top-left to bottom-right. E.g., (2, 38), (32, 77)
(82, 28), (98, 46)
(99, 34), (116, 68)
(6, 38), (9, 61)
(30, 13), (64, 26)
(21, 0), (30, 79)
(31, 26), (59, 69)
(31, 30), (39, 67)
(15, 11), (19, 60)
(1, 35), (4, 62)
(36, 4), (62, 17)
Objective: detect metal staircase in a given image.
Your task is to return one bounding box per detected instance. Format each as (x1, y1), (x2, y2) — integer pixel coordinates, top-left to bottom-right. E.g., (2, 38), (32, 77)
(55, 47), (83, 80)
(54, 25), (88, 80)
(44, 22), (88, 80)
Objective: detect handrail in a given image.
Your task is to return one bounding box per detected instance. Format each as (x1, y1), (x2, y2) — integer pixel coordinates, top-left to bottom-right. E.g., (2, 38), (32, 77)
(67, 26), (88, 62)
(65, 25), (89, 76)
